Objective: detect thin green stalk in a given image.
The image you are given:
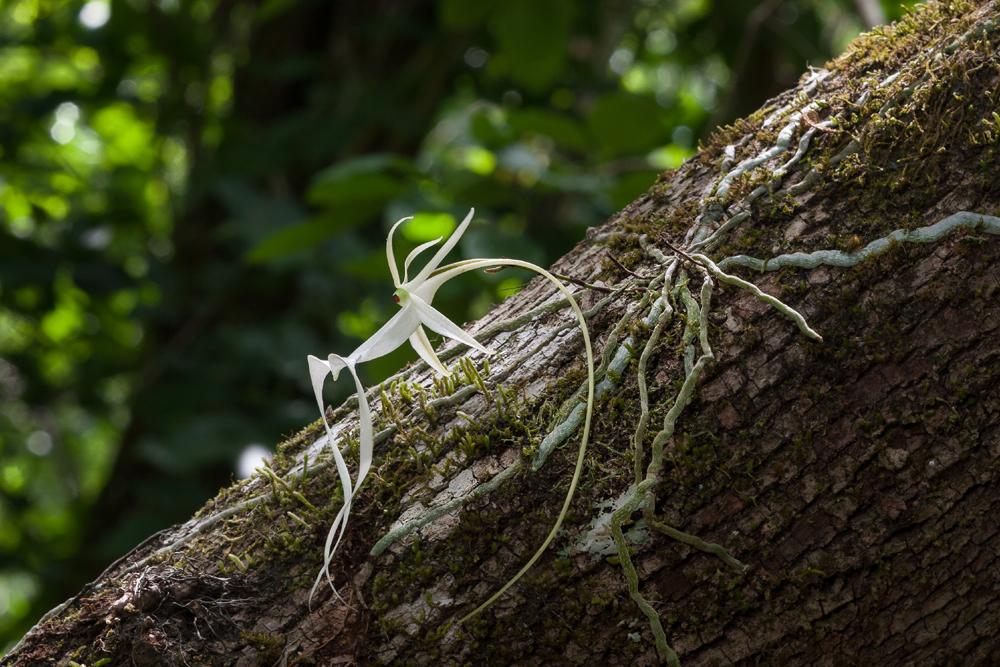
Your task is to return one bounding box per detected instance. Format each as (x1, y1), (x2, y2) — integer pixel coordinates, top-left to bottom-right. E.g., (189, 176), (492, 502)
(457, 259), (595, 625)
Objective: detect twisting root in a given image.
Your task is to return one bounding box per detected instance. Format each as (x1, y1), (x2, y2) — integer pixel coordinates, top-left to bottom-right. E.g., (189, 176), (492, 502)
(633, 264), (677, 485)
(611, 478), (680, 667)
(690, 253), (823, 341)
(605, 71), (837, 661)
(634, 274), (750, 583)
(643, 278), (715, 513)
(645, 517), (747, 573)
(613, 270), (771, 658)
(611, 275), (718, 659)
(717, 211), (1000, 273)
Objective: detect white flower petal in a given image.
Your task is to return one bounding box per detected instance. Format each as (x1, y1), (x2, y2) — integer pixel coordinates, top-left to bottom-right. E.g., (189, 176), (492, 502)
(409, 325), (449, 376)
(305, 355), (356, 605)
(342, 358), (374, 489)
(402, 237), (442, 284)
(348, 303), (420, 364)
(413, 257), (500, 302)
(307, 354), (331, 416)
(311, 502), (349, 605)
(406, 207), (475, 287)
(309, 354), (377, 606)
(385, 216), (413, 287)
(409, 292), (489, 355)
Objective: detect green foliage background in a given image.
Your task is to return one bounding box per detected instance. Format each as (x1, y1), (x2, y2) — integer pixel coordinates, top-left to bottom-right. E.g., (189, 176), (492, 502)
(0, 0), (918, 648)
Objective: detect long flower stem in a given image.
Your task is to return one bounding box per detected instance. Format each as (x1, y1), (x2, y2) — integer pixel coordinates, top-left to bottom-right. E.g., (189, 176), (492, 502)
(454, 258), (595, 625)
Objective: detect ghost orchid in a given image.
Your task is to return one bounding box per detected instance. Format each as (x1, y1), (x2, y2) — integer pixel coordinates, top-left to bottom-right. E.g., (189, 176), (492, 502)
(306, 209), (595, 623)
(387, 208), (491, 374)
(306, 209), (490, 602)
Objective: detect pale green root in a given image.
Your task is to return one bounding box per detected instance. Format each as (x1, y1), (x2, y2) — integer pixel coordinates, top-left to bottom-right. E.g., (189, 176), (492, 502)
(611, 479), (680, 667)
(691, 253), (823, 341)
(717, 211), (1000, 273)
(632, 271), (676, 485)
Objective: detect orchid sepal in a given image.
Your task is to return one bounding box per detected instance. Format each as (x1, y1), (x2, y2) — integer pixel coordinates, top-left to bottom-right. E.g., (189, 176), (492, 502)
(385, 216), (413, 287)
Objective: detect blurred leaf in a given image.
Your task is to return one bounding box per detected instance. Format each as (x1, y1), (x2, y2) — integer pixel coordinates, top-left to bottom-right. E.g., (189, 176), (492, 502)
(340, 248), (392, 280)
(587, 92), (666, 157)
(402, 212), (456, 242)
(463, 222), (545, 268)
(607, 170), (659, 209)
(469, 106), (513, 146)
(439, 0), (496, 30)
(336, 298), (384, 340)
(215, 180), (306, 247)
(460, 146), (497, 175)
(307, 154), (413, 208)
(539, 169), (604, 193)
(245, 217), (343, 263)
(490, 0), (573, 91)
(257, 0), (298, 23)
(508, 108), (589, 151)
(648, 144), (695, 170)
(91, 103), (156, 168)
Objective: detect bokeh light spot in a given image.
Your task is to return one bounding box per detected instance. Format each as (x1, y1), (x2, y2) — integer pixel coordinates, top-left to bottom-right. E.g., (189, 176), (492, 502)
(237, 443), (271, 479)
(78, 0), (110, 29)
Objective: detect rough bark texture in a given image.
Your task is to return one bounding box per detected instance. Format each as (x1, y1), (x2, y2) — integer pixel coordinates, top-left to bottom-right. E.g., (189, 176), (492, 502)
(6, 2), (1000, 665)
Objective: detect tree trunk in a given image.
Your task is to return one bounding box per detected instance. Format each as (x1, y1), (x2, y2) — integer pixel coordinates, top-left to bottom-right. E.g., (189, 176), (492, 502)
(7, 2), (1000, 664)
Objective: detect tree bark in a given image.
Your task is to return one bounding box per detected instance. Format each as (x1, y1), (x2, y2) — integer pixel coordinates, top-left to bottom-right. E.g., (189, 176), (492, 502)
(7, 2), (1000, 664)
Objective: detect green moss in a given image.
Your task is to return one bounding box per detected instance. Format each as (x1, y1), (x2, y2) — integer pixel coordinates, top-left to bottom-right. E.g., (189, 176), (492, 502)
(240, 631), (285, 661)
(695, 2), (1000, 267)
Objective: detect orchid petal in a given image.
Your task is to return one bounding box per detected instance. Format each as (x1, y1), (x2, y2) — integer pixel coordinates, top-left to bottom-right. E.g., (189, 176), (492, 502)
(409, 292), (489, 355)
(402, 237), (442, 283)
(385, 216), (413, 287)
(413, 258), (502, 302)
(342, 357), (374, 489)
(408, 325), (449, 376)
(311, 502), (349, 605)
(307, 354), (331, 416)
(309, 354), (377, 606)
(321, 446), (353, 561)
(315, 355), (374, 577)
(406, 208), (475, 287)
(305, 354), (355, 605)
(348, 302), (420, 364)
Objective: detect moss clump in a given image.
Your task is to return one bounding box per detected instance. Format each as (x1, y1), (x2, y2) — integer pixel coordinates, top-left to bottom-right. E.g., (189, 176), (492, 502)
(240, 631), (285, 662)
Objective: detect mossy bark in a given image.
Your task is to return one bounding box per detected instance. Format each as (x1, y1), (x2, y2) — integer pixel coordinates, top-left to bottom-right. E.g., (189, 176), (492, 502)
(6, 2), (1000, 665)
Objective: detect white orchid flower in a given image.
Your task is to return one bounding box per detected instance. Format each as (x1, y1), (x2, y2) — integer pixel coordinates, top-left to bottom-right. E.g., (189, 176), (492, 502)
(387, 209), (491, 375)
(306, 209), (595, 622)
(306, 209), (489, 602)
